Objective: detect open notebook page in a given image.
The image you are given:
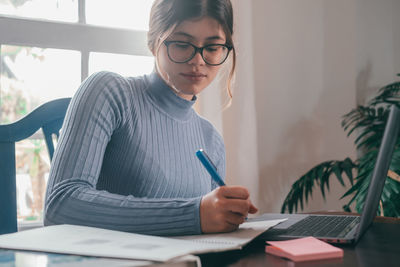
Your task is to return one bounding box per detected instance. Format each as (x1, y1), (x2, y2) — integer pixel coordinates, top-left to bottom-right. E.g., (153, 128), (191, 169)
(173, 219), (287, 253)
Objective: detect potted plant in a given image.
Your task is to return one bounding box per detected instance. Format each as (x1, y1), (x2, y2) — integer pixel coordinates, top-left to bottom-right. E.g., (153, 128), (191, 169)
(281, 74), (400, 217)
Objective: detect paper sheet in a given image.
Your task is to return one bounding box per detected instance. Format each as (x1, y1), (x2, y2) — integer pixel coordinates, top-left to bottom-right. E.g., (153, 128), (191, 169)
(0, 225), (196, 262)
(0, 218), (286, 262)
(173, 219), (287, 253)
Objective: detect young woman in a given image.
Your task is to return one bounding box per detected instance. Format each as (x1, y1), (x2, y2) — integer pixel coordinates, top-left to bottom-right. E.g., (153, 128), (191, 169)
(44, 0), (257, 236)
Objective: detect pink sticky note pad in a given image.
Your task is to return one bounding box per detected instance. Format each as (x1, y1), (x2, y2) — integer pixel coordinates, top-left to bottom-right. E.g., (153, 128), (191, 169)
(266, 237), (343, 262)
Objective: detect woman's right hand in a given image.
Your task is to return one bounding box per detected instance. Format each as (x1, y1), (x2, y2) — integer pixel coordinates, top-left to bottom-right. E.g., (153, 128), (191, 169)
(200, 186), (258, 233)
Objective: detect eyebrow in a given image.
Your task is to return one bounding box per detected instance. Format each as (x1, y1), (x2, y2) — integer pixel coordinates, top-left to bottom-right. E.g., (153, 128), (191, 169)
(172, 31), (225, 41)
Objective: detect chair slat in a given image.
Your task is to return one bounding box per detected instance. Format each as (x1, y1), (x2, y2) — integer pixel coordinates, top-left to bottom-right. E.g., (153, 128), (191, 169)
(0, 98), (71, 234)
(0, 142), (17, 235)
(0, 98), (70, 143)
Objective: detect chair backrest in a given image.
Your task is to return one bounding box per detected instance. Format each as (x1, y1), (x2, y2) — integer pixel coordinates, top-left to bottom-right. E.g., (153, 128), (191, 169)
(0, 98), (71, 235)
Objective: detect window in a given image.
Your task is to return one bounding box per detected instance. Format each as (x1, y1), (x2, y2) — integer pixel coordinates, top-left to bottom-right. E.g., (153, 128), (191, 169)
(0, 45), (81, 123)
(86, 0), (153, 30)
(89, 52), (154, 77)
(0, 0), (78, 22)
(0, 0), (155, 226)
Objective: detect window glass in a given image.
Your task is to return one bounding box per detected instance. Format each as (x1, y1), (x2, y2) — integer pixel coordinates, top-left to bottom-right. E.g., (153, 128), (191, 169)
(89, 52), (154, 77)
(0, 45), (81, 124)
(0, 45), (80, 223)
(16, 137), (50, 224)
(0, 0), (78, 22)
(86, 0), (154, 30)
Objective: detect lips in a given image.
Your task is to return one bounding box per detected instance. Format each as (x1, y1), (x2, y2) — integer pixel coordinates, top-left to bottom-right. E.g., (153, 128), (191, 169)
(180, 72), (207, 81)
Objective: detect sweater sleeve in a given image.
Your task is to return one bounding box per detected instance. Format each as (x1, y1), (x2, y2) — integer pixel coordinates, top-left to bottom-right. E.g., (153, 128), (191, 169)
(44, 72), (202, 236)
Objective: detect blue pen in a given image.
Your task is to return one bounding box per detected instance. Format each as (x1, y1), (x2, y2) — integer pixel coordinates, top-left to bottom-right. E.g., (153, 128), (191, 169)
(196, 149), (226, 186)
(197, 149), (251, 220)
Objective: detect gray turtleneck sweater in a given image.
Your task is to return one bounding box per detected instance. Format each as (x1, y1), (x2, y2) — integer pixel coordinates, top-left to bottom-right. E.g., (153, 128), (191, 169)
(44, 71), (225, 236)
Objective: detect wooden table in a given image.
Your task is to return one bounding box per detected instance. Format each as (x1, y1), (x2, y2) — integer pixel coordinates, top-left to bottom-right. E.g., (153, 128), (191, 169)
(199, 213), (400, 267)
(0, 213), (398, 266)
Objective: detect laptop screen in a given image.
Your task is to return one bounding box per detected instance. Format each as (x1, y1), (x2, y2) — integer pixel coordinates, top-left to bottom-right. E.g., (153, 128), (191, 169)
(355, 105), (400, 242)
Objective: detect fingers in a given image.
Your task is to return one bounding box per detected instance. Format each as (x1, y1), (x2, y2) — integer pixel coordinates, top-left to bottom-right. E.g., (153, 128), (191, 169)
(200, 186), (259, 233)
(249, 202), (258, 214)
(224, 210), (246, 226)
(224, 198), (252, 217)
(217, 186), (258, 214)
(215, 187), (258, 217)
(219, 186), (250, 199)
(200, 194), (240, 233)
(217, 221), (239, 233)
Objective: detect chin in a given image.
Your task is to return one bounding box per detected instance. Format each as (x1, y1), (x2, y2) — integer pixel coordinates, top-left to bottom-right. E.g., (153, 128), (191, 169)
(178, 83), (207, 95)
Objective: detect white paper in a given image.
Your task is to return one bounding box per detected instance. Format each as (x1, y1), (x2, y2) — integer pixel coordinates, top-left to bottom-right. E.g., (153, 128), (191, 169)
(173, 219), (287, 253)
(0, 225), (199, 262)
(0, 218), (286, 262)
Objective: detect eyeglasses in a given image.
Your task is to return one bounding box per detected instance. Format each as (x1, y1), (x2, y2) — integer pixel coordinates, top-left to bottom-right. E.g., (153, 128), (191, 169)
(163, 41), (233, 66)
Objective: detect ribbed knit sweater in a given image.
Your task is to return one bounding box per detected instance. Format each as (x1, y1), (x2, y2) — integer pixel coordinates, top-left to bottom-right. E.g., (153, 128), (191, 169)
(44, 71), (226, 236)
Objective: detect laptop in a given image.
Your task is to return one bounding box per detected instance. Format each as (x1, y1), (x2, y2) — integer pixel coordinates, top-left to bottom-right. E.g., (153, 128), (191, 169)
(255, 105), (400, 245)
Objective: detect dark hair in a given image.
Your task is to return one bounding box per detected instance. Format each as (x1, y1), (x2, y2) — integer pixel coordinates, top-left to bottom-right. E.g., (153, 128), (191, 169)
(148, 0), (236, 100)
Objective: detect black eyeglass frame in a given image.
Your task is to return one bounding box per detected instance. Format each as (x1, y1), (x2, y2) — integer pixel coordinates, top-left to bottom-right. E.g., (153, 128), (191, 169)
(163, 41), (233, 66)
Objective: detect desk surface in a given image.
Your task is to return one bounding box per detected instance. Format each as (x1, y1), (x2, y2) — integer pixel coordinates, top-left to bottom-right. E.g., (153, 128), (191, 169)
(199, 221), (400, 267)
(1, 216), (399, 267)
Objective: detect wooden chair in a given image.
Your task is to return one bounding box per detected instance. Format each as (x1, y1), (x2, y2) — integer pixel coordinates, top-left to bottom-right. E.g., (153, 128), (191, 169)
(0, 98), (71, 234)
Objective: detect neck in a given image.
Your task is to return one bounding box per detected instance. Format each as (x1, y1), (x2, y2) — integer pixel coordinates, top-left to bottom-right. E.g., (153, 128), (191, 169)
(156, 68), (195, 101)
(146, 70), (196, 121)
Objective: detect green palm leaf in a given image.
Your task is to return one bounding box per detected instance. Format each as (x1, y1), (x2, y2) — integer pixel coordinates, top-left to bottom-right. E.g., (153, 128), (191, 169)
(281, 74), (400, 216)
(281, 159), (357, 213)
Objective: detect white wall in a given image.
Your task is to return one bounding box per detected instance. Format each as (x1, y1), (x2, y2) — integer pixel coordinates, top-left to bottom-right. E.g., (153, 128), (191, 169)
(199, 0), (400, 214)
(355, 0), (398, 105)
(248, 0), (399, 214)
(395, 0), (400, 74)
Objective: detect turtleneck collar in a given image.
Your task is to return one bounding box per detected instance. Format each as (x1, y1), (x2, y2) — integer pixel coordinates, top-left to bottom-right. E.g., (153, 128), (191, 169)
(145, 71), (196, 121)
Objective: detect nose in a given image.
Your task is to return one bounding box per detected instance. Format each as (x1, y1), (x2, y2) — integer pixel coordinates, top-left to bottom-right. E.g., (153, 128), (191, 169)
(188, 50), (206, 66)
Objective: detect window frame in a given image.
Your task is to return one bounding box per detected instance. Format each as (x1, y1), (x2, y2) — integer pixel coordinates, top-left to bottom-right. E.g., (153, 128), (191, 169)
(0, 0), (152, 82)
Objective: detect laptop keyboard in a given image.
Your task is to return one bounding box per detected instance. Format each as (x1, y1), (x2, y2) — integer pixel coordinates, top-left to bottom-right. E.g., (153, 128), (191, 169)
(285, 215), (360, 238)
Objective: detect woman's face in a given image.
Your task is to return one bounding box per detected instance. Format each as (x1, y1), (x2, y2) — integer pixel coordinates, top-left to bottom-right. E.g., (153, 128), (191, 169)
(156, 16), (227, 100)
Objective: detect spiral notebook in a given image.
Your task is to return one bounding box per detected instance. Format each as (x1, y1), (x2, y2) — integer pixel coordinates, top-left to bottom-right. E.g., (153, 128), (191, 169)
(173, 219), (287, 250)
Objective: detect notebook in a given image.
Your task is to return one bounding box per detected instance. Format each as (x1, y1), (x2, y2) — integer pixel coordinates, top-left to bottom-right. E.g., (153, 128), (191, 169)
(0, 219), (286, 262)
(265, 237), (343, 262)
(255, 105), (400, 244)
